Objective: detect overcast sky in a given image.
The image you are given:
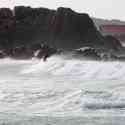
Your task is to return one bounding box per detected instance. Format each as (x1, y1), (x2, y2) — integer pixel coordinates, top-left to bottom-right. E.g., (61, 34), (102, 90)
(0, 0), (124, 21)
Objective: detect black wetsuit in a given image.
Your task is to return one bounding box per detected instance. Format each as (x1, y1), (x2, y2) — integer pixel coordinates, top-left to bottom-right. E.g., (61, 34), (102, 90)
(41, 44), (57, 61)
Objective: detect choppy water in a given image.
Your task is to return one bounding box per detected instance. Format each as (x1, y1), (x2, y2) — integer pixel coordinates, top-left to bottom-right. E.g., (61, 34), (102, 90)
(0, 56), (125, 124)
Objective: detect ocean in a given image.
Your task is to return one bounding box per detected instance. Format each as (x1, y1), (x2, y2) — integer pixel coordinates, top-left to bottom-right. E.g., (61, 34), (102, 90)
(0, 55), (125, 124)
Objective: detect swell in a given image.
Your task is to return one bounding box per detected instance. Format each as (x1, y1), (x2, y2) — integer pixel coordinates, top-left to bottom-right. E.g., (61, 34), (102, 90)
(81, 90), (125, 110)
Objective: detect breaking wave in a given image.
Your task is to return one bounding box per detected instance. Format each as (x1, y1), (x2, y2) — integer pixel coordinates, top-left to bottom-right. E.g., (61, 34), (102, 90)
(21, 55), (125, 80)
(0, 55), (125, 117)
(17, 55), (125, 114)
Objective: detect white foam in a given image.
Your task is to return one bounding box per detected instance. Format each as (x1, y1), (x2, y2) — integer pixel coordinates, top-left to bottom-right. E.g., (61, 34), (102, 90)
(0, 57), (125, 116)
(21, 55), (125, 80)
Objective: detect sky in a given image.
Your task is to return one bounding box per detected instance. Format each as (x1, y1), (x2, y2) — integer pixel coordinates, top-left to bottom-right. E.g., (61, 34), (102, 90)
(0, 0), (125, 21)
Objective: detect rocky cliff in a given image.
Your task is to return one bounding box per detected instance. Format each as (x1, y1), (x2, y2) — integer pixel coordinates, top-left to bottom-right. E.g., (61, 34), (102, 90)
(0, 6), (123, 59)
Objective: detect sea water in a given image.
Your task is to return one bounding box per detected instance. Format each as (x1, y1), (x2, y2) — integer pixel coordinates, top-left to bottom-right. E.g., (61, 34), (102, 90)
(0, 56), (125, 124)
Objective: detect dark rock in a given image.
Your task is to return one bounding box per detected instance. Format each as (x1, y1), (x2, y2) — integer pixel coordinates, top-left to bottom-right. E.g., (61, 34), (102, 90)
(13, 6), (103, 49)
(10, 46), (33, 59)
(75, 47), (101, 60)
(0, 50), (6, 58)
(0, 8), (15, 53)
(0, 8), (15, 33)
(0, 6), (124, 60)
(104, 35), (122, 51)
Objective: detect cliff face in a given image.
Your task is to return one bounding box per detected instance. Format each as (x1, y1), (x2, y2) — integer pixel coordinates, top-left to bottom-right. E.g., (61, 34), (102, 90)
(0, 8), (15, 50)
(0, 6), (122, 59)
(47, 7), (98, 49)
(0, 6), (104, 49)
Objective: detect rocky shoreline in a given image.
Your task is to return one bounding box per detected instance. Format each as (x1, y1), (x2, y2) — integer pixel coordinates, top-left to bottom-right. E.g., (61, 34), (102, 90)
(0, 6), (125, 60)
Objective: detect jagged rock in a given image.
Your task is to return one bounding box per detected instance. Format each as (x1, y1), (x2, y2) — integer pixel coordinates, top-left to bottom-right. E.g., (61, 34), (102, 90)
(0, 8), (15, 33)
(104, 35), (122, 51)
(75, 47), (101, 60)
(9, 46), (33, 59)
(0, 50), (6, 58)
(13, 6), (103, 49)
(0, 6), (124, 60)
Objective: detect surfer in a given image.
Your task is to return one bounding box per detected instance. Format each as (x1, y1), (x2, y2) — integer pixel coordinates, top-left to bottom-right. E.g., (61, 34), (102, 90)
(43, 53), (49, 61)
(38, 44), (57, 61)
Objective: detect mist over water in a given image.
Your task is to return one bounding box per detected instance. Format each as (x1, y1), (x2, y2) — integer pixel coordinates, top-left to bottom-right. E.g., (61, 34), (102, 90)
(0, 56), (125, 124)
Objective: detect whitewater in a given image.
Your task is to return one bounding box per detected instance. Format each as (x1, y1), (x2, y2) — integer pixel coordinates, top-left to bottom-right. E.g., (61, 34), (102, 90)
(0, 56), (125, 124)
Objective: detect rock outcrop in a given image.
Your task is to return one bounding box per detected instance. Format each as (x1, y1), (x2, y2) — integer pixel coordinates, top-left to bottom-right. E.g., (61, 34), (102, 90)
(0, 6), (124, 60)
(13, 6), (103, 49)
(104, 35), (122, 51)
